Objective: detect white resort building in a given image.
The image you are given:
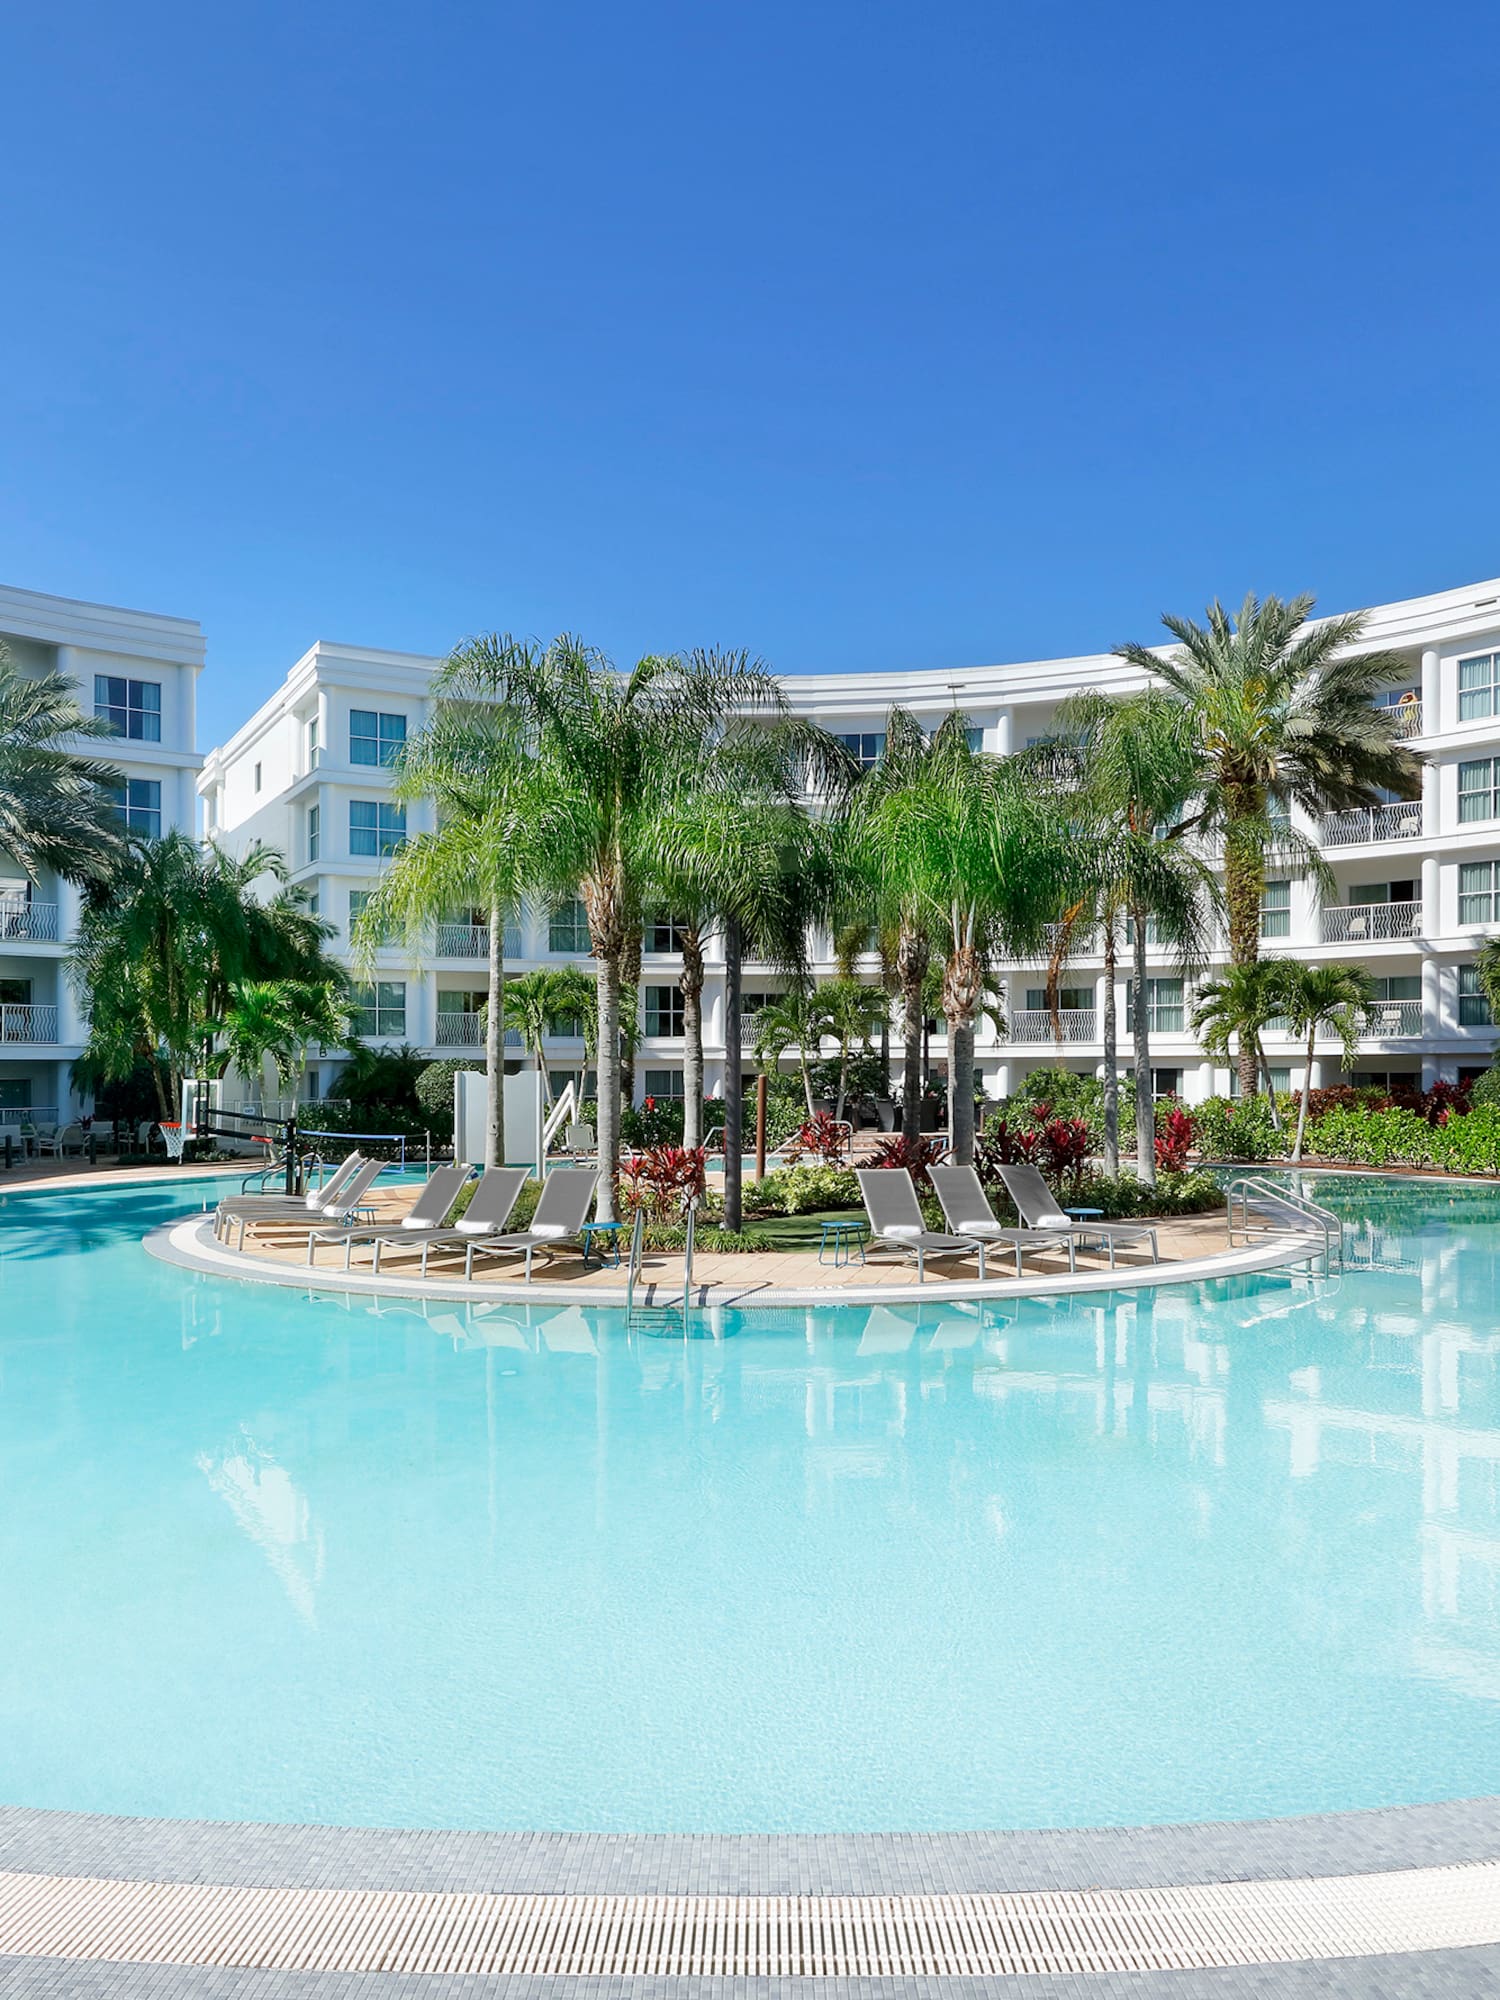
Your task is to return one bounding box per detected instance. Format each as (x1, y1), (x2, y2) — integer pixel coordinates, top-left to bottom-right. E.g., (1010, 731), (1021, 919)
(0, 584), (204, 1137)
(194, 575), (1500, 1113)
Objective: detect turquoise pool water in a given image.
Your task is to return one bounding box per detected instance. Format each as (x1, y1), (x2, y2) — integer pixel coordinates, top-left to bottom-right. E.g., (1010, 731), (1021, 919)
(2, 1170), (1499, 1834)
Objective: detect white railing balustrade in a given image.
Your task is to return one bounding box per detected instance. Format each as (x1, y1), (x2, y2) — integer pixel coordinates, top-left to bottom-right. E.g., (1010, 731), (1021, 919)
(1387, 698), (1423, 739)
(0, 1105), (59, 1128)
(0, 898), (60, 941)
(434, 1013), (485, 1046)
(1319, 800), (1423, 846)
(433, 923), (524, 958)
(1007, 1008), (1098, 1043)
(1042, 921), (1099, 956)
(1320, 902), (1422, 943)
(0, 1004), (59, 1042)
(1363, 999), (1423, 1036)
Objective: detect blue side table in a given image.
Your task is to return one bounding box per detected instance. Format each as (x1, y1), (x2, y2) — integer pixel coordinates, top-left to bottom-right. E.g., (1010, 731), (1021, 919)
(1065, 1204), (1106, 1248)
(818, 1219), (868, 1267)
(579, 1221), (626, 1270)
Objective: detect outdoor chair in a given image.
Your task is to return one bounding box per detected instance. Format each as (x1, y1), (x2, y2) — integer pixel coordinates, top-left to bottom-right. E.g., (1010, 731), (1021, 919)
(462, 1166), (598, 1281)
(996, 1163), (1160, 1265)
(219, 1157), (385, 1251)
(305, 1160), (473, 1270)
(929, 1166), (1077, 1274)
(855, 1168), (989, 1282)
(213, 1151), (365, 1238)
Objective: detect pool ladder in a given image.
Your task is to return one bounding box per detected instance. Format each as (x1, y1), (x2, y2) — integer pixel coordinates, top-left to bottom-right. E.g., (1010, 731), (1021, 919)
(1225, 1174), (1343, 1274)
(623, 1201), (699, 1337)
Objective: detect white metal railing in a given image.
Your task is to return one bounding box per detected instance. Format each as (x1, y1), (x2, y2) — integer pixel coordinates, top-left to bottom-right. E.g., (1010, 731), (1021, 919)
(542, 1080), (580, 1152)
(1320, 901), (1422, 943)
(434, 1013), (485, 1046)
(1007, 1008), (1098, 1043)
(1384, 697), (1423, 739)
(0, 898), (60, 941)
(1042, 921), (1099, 955)
(0, 1003), (59, 1042)
(1364, 999), (1423, 1036)
(434, 923), (524, 958)
(0, 1104), (59, 1128)
(1319, 800), (1423, 846)
(1226, 1173), (1343, 1274)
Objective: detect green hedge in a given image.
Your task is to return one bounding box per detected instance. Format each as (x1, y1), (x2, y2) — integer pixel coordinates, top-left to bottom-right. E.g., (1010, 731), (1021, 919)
(1301, 1101), (1500, 1175)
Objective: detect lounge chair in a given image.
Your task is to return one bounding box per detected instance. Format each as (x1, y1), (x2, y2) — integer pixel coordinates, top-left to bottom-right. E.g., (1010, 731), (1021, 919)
(462, 1166), (598, 1280)
(855, 1168), (990, 1282)
(220, 1158), (386, 1251)
(213, 1151), (365, 1240)
(305, 1160), (473, 1270)
(995, 1163), (1160, 1266)
(930, 1166), (1077, 1274)
(309, 1164), (529, 1274)
(563, 1122), (596, 1160)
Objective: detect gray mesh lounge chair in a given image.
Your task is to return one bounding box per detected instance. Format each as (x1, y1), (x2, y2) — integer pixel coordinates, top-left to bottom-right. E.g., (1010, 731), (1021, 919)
(929, 1166), (1077, 1274)
(214, 1151), (364, 1238)
(856, 1169), (989, 1282)
(305, 1160), (473, 1270)
(404, 1166), (531, 1274)
(996, 1163), (1159, 1265)
(224, 1158), (386, 1252)
(462, 1166), (598, 1281)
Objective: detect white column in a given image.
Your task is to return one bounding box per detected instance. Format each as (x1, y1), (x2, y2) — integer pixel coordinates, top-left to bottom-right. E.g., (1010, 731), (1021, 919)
(1421, 956), (1442, 1092)
(55, 882), (86, 1044)
(1421, 854), (1441, 938)
(1421, 647), (1440, 734)
(1195, 1059), (1214, 1104)
(993, 1060), (1011, 1100)
(994, 706), (1013, 757)
(316, 688), (332, 768)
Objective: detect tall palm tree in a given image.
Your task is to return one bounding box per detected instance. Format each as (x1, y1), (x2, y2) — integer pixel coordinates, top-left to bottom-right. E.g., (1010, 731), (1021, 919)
(1114, 593), (1421, 1095)
(753, 988), (824, 1115)
(213, 977), (350, 1114)
(351, 680), (543, 1167)
(502, 968), (570, 1106)
(816, 976), (895, 1122)
(1192, 963), (1294, 1128)
(1281, 962), (1373, 1161)
(1055, 690), (1218, 1183)
(445, 637), (788, 1220)
(0, 644), (126, 887)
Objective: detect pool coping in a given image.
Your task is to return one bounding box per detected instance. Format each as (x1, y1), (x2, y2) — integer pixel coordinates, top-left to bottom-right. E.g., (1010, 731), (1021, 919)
(144, 1210), (1322, 1308)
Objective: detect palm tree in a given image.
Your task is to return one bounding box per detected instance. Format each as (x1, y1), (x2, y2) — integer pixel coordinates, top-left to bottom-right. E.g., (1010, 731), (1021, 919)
(71, 833), (336, 1119)
(753, 988), (824, 1115)
(814, 976), (891, 1122)
(351, 681), (543, 1167)
(1114, 593), (1422, 1096)
(214, 977), (350, 1114)
(502, 968), (563, 1104)
(1192, 963), (1294, 1129)
(1054, 690), (1218, 1183)
(1281, 962), (1374, 1161)
(0, 644), (125, 887)
(443, 637), (789, 1220)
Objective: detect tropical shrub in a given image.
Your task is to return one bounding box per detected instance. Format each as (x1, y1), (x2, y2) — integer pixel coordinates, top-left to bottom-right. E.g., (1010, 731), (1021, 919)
(621, 1095), (686, 1147)
(298, 1097), (432, 1147)
(618, 1144), (708, 1218)
(975, 1117), (1045, 1171)
(1038, 1116), (1091, 1189)
(868, 1133), (948, 1189)
(415, 1060), (483, 1122)
(1190, 1093), (1280, 1162)
(791, 1111), (847, 1161)
(749, 1164), (861, 1214)
(762, 1076), (811, 1146)
(450, 1174), (542, 1229)
(980, 1168), (1223, 1223)
(1430, 1105), (1500, 1175)
(333, 1043), (428, 1115)
(1008, 1066), (1104, 1132)
(1301, 1104), (1433, 1167)
(1154, 1103), (1194, 1172)
(1469, 1067), (1500, 1109)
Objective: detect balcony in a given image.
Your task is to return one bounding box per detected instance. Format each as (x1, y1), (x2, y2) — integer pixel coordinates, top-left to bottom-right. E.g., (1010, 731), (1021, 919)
(0, 898), (60, 942)
(434, 1013), (484, 1047)
(1364, 999), (1423, 1037)
(1320, 902), (1422, 944)
(1387, 697), (1423, 739)
(1319, 801), (1423, 846)
(1007, 1008), (1098, 1044)
(0, 1105), (59, 1129)
(1042, 921), (1099, 956)
(0, 1004), (59, 1043)
(434, 923), (524, 959)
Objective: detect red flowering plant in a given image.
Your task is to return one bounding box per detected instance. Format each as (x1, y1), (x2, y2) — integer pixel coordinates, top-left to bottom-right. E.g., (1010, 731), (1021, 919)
(1154, 1104), (1194, 1173)
(617, 1144), (708, 1220)
(868, 1132), (948, 1190)
(1040, 1116), (1092, 1190)
(791, 1110), (847, 1162)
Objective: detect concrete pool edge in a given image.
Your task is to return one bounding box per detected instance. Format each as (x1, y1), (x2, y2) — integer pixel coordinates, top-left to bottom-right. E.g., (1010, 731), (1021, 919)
(144, 1210), (1323, 1307)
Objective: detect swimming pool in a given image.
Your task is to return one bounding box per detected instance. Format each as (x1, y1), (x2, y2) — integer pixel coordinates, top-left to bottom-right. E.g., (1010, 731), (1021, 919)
(2, 1170), (1498, 1835)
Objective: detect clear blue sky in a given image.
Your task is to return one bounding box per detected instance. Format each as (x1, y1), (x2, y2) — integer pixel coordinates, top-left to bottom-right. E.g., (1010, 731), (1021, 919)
(4, 1), (1497, 750)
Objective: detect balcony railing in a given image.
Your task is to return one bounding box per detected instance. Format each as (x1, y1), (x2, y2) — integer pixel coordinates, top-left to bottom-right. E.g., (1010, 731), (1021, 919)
(1319, 800), (1423, 846)
(1364, 999), (1423, 1037)
(434, 923), (524, 958)
(1384, 697), (1423, 739)
(0, 1105), (59, 1128)
(0, 1004), (59, 1043)
(1007, 1008), (1098, 1044)
(1042, 921), (1099, 956)
(1320, 901), (1422, 943)
(434, 1013), (485, 1046)
(0, 898), (60, 942)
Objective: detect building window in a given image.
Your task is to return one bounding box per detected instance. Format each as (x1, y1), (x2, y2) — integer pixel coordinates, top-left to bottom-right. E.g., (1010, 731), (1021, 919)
(644, 985), (685, 1036)
(307, 891), (319, 918)
(107, 778), (161, 838)
(1459, 759), (1500, 824)
(350, 800), (406, 856)
(966, 726), (983, 753)
(837, 731), (886, 770)
(94, 675), (161, 742)
(1024, 986), (1090, 1011)
(1460, 965), (1494, 1027)
(1260, 879), (1291, 938)
(349, 981), (406, 1037)
(437, 989), (486, 1015)
(550, 1069), (598, 1099)
(1126, 977), (1184, 1033)
(1152, 1068), (1184, 1099)
(1459, 654), (1500, 722)
(1229, 1065), (1291, 1098)
(642, 1069), (684, 1099)
(1460, 861), (1500, 926)
(349, 889), (373, 934)
(548, 1010), (586, 1038)
(549, 899), (590, 953)
(646, 918), (687, 953)
(307, 716), (320, 762)
(307, 803), (320, 862)
(350, 709), (407, 767)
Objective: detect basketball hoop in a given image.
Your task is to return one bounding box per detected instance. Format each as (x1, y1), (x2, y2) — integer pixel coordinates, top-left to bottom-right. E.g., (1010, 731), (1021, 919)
(159, 1122), (186, 1161)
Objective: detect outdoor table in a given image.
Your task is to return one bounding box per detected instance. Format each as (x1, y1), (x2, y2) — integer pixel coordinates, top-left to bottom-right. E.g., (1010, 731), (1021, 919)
(818, 1218), (868, 1267)
(579, 1220), (626, 1270)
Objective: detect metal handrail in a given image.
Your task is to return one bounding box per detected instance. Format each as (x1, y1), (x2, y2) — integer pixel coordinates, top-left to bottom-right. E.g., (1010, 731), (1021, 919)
(1225, 1173), (1343, 1274)
(683, 1199), (696, 1301)
(624, 1206), (646, 1317)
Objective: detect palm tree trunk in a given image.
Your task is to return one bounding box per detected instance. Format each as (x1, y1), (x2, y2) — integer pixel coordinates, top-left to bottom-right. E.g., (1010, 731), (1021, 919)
(722, 917), (743, 1232)
(485, 900), (507, 1168)
(680, 926), (705, 1149)
(620, 929), (642, 1110)
(1292, 1025), (1315, 1161)
(1225, 813), (1264, 1100)
(1101, 920), (1119, 1176)
(897, 926), (926, 1143)
(595, 952), (621, 1221)
(1130, 902), (1156, 1185)
(834, 1039), (850, 1125)
(950, 1021), (976, 1164)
